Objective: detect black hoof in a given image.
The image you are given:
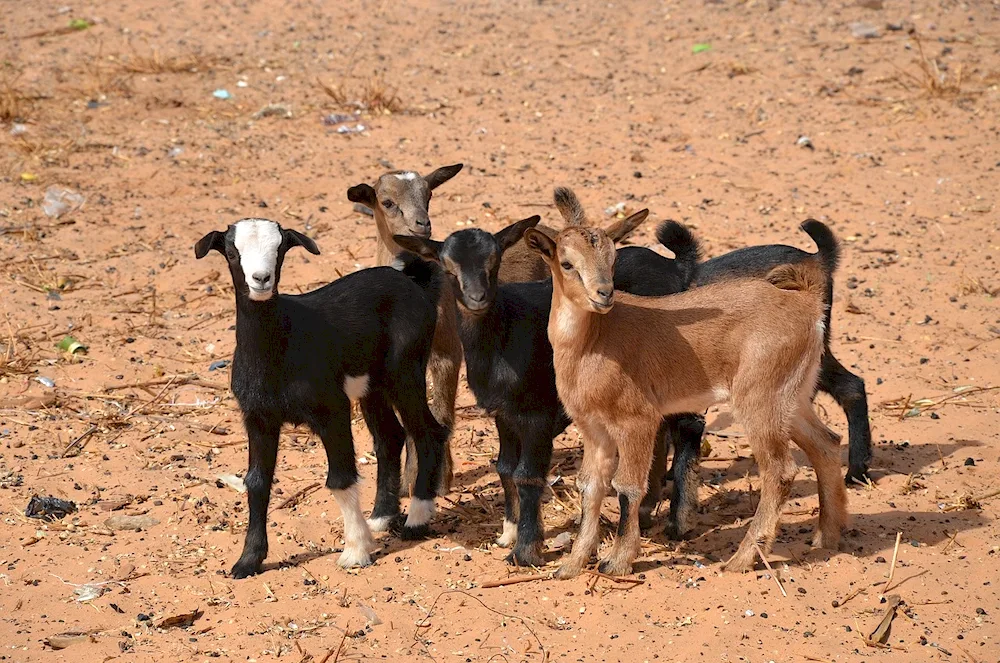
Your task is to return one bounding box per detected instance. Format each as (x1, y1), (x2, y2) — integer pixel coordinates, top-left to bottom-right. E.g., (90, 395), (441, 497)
(400, 524), (432, 540)
(639, 510), (655, 532)
(230, 559), (262, 579)
(505, 546), (545, 568)
(845, 468), (871, 487)
(663, 522), (691, 542)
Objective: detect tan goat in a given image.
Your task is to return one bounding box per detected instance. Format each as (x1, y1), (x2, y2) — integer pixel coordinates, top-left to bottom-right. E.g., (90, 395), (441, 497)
(524, 206), (847, 578)
(347, 166), (462, 507)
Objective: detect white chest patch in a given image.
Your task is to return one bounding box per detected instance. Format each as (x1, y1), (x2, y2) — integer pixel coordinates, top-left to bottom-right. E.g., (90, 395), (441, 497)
(343, 374), (370, 401)
(234, 219), (282, 301)
(394, 171), (417, 181)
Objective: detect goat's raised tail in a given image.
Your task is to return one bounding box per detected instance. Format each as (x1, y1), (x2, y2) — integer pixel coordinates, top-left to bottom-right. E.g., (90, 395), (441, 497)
(800, 219), (840, 275)
(655, 221), (702, 289)
(765, 261), (826, 298)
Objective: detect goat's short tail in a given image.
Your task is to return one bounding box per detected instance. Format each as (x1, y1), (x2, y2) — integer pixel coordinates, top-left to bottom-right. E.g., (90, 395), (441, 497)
(800, 219), (840, 275)
(765, 261), (826, 298)
(655, 220), (702, 288)
(399, 253), (444, 309)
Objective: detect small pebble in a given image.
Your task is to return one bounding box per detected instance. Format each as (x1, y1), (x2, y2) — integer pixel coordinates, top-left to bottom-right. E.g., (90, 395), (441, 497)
(797, 587), (807, 594)
(137, 613), (151, 622)
(875, 556), (887, 563)
(964, 458), (975, 466)
(976, 607), (987, 615)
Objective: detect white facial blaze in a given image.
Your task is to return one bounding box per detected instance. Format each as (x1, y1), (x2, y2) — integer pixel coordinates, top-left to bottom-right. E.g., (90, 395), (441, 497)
(394, 171), (417, 181)
(234, 219), (282, 301)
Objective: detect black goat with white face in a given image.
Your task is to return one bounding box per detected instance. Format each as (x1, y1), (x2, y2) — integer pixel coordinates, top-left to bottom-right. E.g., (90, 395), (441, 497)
(195, 218), (449, 579)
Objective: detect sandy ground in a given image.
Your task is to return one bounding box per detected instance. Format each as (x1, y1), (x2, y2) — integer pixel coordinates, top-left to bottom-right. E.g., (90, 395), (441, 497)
(2, 0), (999, 661)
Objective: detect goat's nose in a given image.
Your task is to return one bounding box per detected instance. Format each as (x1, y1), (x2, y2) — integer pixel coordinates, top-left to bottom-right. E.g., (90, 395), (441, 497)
(468, 291), (486, 303)
(596, 286), (613, 300)
(252, 271), (271, 286)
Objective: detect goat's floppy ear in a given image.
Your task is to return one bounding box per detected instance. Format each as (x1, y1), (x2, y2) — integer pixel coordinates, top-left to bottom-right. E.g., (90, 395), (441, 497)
(424, 163), (463, 190)
(393, 235), (443, 262)
(284, 229), (321, 255)
(605, 209), (649, 243)
(494, 215), (541, 254)
(524, 228), (557, 263)
(347, 183), (378, 208)
(194, 230), (226, 259)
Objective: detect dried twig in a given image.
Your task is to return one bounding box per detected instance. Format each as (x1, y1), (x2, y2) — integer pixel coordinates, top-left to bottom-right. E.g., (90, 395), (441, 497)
(413, 590), (545, 659)
(869, 594), (902, 645)
(753, 543), (786, 597)
(62, 425), (98, 457)
(318, 621), (350, 663)
(831, 585), (866, 608)
(883, 532), (902, 593)
(273, 483), (322, 511)
(480, 573), (550, 589)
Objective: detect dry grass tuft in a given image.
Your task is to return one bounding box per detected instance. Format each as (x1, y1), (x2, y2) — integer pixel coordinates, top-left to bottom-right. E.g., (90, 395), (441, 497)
(319, 73), (403, 114)
(0, 70), (41, 122)
(891, 33), (969, 98)
(119, 46), (221, 74)
(959, 273), (999, 297)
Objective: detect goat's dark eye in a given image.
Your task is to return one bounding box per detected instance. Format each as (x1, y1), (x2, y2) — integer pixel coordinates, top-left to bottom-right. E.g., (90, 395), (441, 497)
(560, 261), (573, 271)
(382, 199), (395, 210)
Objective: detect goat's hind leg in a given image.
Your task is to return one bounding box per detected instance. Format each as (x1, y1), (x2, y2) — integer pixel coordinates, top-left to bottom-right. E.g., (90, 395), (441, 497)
(600, 418), (657, 576)
(231, 414), (281, 579)
(790, 406), (848, 550)
(639, 419), (669, 531)
(724, 425), (797, 573)
(318, 400), (375, 568)
(666, 414), (704, 540)
(494, 416), (521, 549)
(362, 390), (407, 532)
(818, 351), (872, 486)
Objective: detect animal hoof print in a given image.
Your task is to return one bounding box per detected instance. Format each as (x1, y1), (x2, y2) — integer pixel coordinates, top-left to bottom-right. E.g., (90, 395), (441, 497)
(400, 523), (432, 541)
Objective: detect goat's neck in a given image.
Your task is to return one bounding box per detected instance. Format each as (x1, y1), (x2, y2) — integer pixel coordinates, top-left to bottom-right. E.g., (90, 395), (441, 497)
(234, 296), (284, 363)
(547, 283), (599, 359)
(373, 208), (403, 267)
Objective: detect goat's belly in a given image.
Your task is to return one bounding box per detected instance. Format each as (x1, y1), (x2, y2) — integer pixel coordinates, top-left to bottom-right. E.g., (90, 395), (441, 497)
(658, 387), (726, 416)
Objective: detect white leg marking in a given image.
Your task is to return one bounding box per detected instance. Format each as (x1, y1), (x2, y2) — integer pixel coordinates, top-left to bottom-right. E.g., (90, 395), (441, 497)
(366, 515), (394, 533)
(496, 519), (518, 548)
(332, 484), (375, 568)
(404, 498), (436, 528)
(233, 219), (282, 301)
(343, 374), (370, 401)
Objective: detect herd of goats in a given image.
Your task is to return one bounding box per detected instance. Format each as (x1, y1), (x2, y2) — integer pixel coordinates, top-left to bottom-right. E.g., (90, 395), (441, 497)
(192, 163), (871, 580)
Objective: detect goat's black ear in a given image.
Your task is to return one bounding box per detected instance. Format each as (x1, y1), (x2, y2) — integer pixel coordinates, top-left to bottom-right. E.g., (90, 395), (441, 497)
(495, 215), (541, 254)
(524, 228), (556, 262)
(284, 229), (321, 255)
(424, 163), (463, 190)
(393, 235), (443, 262)
(347, 183), (377, 208)
(605, 209), (649, 243)
(194, 230), (226, 259)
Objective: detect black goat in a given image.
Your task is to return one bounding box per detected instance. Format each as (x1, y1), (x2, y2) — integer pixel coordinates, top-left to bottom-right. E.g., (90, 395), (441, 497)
(395, 201), (703, 566)
(632, 219), (871, 488)
(195, 218), (449, 579)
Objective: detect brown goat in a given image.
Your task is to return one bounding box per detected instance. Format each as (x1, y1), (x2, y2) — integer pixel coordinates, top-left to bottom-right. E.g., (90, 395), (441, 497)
(524, 210), (847, 578)
(347, 166), (462, 506)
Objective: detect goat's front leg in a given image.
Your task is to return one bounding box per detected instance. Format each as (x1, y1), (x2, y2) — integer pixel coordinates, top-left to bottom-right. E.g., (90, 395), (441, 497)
(600, 419), (657, 576)
(320, 400), (375, 568)
(231, 414), (281, 579)
(495, 416), (522, 549)
(508, 414), (555, 568)
(555, 420), (616, 580)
